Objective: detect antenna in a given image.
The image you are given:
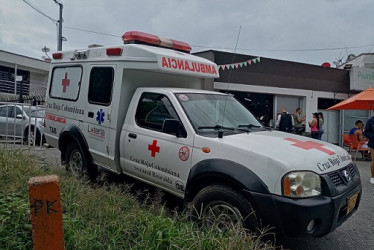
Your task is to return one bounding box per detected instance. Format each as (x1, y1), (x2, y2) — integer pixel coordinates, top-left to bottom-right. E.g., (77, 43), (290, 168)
(41, 46), (51, 60)
(227, 26), (242, 83)
(332, 51), (344, 68)
(346, 53), (356, 62)
(219, 26), (242, 138)
(333, 56), (344, 68)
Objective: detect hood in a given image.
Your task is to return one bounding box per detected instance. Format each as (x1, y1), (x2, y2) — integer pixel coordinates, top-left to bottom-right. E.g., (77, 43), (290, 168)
(216, 131), (351, 174)
(193, 130), (352, 194)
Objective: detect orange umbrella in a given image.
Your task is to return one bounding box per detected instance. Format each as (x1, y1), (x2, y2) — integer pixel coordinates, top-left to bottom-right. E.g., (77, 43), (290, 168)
(327, 88), (374, 110)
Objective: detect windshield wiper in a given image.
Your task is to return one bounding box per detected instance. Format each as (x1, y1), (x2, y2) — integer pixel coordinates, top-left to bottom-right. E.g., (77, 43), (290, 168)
(238, 123), (262, 129)
(198, 125), (235, 131)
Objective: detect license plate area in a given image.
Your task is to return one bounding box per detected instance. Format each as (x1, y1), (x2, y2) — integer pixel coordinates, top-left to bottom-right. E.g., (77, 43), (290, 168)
(346, 192), (358, 215)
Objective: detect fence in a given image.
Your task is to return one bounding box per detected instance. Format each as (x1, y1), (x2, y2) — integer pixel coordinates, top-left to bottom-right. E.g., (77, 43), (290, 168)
(0, 81), (46, 106)
(0, 102), (45, 147)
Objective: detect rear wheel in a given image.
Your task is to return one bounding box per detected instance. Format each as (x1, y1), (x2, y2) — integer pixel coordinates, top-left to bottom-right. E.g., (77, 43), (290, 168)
(65, 142), (97, 180)
(192, 185), (258, 233)
(66, 143), (87, 178)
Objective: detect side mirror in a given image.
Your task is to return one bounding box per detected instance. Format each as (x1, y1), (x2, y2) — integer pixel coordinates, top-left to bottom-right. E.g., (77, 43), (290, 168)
(163, 119), (187, 138)
(16, 114), (24, 119)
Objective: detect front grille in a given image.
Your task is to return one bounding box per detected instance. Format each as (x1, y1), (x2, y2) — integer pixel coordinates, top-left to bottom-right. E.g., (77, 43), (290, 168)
(348, 164), (356, 178)
(327, 164), (356, 187)
(328, 172), (343, 187)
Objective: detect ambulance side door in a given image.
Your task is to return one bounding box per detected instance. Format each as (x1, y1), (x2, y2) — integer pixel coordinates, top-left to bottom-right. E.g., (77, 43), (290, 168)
(123, 92), (193, 197)
(83, 65), (115, 167)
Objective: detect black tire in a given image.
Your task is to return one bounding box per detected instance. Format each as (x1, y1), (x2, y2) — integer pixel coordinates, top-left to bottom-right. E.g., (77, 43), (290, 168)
(24, 127), (41, 146)
(192, 185), (258, 233)
(65, 143), (87, 178)
(65, 142), (97, 180)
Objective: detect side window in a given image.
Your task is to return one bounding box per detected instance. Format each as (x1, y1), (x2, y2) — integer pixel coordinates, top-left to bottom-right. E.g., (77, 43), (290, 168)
(136, 93), (179, 132)
(8, 106), (15, 117)
(50, 66), (82, 101)
(0, 106), (15, 118)
(88, 67), (114, 105)
(15, 107), (22, 116)
(0, 106), (10, 117)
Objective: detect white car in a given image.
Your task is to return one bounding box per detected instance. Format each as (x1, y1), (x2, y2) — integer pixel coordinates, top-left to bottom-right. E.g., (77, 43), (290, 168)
(0, 104), (45, 145)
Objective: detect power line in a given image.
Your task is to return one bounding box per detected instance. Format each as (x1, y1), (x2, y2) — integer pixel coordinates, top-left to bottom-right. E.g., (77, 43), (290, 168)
(61, 24), (374, 54)
(18, 0), (374, 54)
(64, 26), (120, 38)
(243, 44), (374, 52)
(21, 0), (57, 23)
(192, 44), (374, 53)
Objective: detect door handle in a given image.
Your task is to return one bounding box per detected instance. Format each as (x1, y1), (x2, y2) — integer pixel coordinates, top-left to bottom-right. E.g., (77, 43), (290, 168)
(128, 133), (137, 139)
(88, 112), (94, 118)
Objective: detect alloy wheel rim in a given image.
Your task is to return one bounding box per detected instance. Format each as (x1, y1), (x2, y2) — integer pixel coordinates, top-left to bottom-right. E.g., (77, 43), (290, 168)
(70, 150), (83, 177)
(203, 201), (243, 232)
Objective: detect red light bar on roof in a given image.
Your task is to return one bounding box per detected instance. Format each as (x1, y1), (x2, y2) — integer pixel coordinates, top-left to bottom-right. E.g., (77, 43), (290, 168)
(170, 39), (191, 53)
(122, 31), (191, 53)
(123, 31), (160, 45)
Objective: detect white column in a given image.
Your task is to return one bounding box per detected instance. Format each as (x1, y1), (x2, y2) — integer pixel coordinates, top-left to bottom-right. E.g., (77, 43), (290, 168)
(14, 64), (17, 95)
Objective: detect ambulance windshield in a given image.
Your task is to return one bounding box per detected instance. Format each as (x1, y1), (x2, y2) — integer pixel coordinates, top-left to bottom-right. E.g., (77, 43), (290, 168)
(176, 93), (264, 135)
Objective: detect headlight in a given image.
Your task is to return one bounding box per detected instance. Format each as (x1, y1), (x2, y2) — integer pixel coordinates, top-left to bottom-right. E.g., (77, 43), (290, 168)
(282, 171), (321, 198)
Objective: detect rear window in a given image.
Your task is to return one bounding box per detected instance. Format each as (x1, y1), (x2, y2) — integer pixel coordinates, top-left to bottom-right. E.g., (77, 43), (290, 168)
(50, 66), (82, 101)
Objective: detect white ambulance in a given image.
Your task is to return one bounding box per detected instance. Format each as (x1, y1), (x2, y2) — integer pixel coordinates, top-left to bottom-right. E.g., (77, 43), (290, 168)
(45, 31), (361, 238)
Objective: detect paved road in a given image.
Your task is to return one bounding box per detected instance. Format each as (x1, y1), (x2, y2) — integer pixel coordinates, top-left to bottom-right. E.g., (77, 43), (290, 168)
(16, 146), (374, 249)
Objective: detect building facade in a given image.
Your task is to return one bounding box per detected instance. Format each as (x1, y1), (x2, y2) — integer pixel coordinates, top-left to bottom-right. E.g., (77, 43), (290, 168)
(337, 53), (374, 140)
(195, 50), (357, 144)
(0, 50), (49, 103)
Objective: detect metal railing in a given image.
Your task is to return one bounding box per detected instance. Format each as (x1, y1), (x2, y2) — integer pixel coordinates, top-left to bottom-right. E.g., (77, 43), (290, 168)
(0, 102), (45, 148)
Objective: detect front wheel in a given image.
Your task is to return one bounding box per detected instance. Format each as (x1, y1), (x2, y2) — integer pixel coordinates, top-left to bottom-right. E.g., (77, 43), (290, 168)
(192, 185), (258, 233)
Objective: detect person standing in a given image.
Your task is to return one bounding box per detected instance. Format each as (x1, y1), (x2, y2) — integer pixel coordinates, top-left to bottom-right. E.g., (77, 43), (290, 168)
(308, 113), (319, 139)
(294, 108), (306, 127)
(363, 117), (374, 184)
(276, 107), (294, 133)
(294, 108), (306, 134)
(318, 112), (324, 140)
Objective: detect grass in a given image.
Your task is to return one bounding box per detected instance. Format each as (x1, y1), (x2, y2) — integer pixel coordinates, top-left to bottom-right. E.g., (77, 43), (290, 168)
(0, 148), (276, 250)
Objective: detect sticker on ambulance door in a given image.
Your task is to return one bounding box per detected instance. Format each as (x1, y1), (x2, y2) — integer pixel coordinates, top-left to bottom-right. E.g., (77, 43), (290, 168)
(178, 146), (190, 161)
(96, 109), (105, 124)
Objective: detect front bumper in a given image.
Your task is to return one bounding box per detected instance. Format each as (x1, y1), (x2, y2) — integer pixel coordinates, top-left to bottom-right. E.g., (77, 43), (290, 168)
(251, 163), (362, 238)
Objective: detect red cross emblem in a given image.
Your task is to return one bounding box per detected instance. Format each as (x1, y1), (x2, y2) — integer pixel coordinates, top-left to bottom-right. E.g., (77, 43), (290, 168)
(285, 138), (335, 155)
(148, 140), (160, 157)
(61, 72), (70, 93)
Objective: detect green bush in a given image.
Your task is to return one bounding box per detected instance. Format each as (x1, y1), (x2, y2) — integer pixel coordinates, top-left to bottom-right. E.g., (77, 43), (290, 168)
(0, 149), (275, 250)
(0, 193), (32, 249)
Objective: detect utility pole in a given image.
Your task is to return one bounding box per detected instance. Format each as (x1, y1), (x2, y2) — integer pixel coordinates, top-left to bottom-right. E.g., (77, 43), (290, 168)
(54, 0), (63, 51)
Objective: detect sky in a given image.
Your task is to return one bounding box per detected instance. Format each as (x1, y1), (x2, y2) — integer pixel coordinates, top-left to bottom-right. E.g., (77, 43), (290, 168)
(1, 0), (374, 66)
